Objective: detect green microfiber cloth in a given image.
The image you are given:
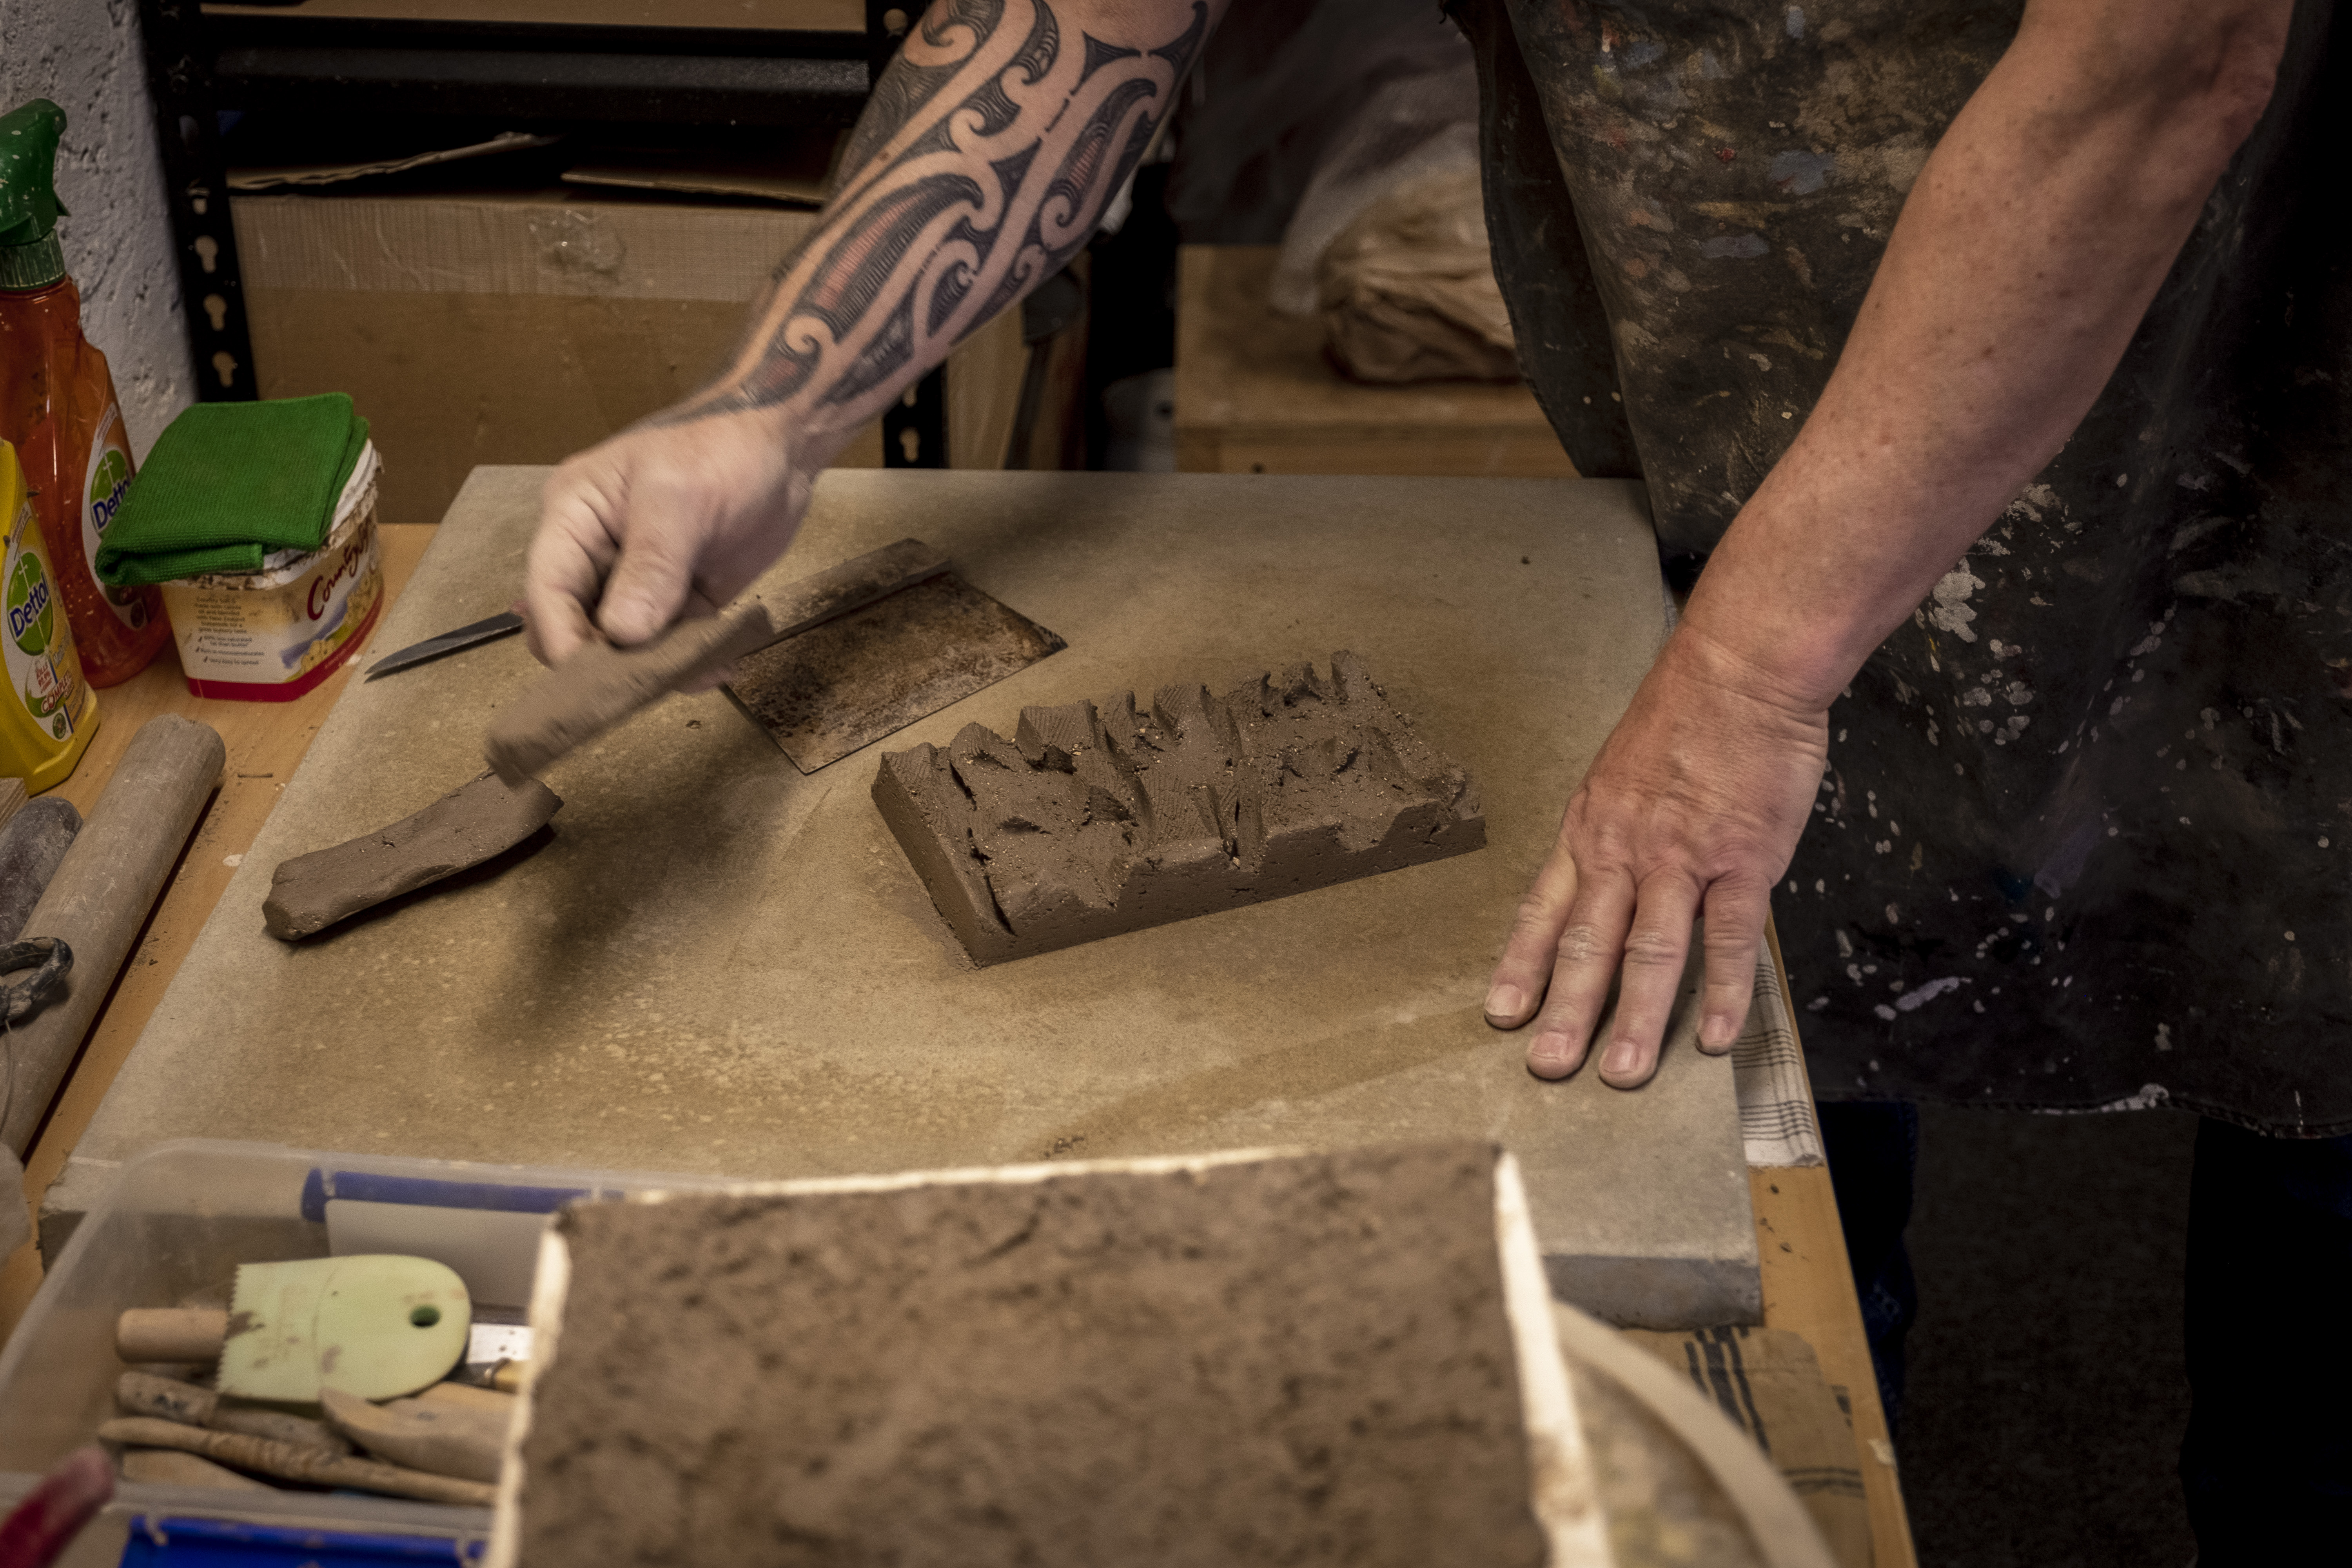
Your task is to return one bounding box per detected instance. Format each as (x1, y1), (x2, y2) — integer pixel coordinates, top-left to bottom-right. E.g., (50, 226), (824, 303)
(96, 394), (369, 585)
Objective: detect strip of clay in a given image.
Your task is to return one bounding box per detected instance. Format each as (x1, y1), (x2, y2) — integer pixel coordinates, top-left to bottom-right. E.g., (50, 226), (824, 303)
(484, 598), (776, 782)
(872, 650), (1483, 964)
(264, 771), (562, 941)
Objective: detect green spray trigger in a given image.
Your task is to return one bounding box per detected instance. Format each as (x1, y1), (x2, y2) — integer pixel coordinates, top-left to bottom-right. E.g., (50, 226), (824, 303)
(0, 99), (69, 250)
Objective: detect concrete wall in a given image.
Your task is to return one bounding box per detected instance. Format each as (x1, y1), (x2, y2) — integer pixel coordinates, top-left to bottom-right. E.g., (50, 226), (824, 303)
(1, 0), (193, 460)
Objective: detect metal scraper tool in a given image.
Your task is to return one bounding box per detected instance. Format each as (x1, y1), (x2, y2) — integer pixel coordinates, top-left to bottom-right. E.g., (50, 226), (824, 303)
(726, 539), (1065, 773)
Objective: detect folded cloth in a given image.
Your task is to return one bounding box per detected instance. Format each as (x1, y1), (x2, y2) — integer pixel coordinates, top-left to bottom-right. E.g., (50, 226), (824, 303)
(96, 394), (368, 585)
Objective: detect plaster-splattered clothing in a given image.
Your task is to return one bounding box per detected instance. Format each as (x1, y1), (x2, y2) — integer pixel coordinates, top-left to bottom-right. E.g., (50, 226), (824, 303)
(1454, 0), (2352, 1133)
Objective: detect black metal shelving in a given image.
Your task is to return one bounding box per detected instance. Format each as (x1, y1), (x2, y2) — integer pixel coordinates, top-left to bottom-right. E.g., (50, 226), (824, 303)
(135, 0), (960, 457)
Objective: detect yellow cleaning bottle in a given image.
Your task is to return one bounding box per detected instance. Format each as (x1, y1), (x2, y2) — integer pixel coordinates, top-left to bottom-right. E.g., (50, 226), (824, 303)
(1, 437), (96, 791)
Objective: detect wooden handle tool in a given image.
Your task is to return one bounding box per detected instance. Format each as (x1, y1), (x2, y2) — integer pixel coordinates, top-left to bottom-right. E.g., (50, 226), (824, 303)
(114, 1371), (352, 1455)
(115, 1308), (225, 1363)
(95, 1417), (495, 1507)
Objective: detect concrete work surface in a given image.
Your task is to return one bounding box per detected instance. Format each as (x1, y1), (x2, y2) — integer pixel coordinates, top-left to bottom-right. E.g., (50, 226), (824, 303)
(58, 469), (1759, 1327)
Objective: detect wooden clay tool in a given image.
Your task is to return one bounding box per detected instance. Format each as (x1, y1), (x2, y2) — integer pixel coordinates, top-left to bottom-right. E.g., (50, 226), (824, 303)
(484, 598), (777, 782)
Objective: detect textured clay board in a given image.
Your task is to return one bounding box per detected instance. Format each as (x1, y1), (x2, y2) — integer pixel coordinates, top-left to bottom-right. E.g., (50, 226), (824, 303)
(514, 1146), (1549, 1567)
(873, 651), (1483, 963)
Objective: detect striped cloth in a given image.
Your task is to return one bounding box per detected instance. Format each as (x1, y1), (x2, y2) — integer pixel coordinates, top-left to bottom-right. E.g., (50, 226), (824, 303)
(1623, 1323), (1872, 1568)
(1736, 952), (1825, 1168)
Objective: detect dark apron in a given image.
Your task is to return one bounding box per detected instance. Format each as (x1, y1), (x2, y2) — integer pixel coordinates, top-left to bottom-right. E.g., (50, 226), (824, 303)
(1453, 0), (2352, 1133)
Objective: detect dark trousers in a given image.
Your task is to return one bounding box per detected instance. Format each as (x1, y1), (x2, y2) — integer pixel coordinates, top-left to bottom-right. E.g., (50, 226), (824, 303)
(1820, 1105), (2352, 1561)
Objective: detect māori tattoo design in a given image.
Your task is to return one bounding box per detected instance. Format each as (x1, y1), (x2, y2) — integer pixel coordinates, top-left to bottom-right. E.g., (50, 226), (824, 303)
(675, 0), (1208, 428)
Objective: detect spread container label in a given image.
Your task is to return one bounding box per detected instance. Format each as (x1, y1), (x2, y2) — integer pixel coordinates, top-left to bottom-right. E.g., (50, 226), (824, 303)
(160, 491), (383, 702)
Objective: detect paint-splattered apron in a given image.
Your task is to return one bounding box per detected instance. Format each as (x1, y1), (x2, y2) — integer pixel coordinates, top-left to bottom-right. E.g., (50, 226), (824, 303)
(1452, 0), (2352, 1133)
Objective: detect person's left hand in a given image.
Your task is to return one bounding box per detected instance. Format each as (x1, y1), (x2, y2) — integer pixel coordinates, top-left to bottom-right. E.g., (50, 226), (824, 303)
(1483, 623), (1830, 1087)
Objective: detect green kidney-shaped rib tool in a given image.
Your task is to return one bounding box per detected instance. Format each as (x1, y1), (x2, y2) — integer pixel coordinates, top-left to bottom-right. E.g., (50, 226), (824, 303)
(218, 1255), (472, 1403)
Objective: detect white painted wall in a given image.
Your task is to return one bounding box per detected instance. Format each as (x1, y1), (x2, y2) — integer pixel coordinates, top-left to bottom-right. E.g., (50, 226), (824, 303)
(1, 0), (193, 460)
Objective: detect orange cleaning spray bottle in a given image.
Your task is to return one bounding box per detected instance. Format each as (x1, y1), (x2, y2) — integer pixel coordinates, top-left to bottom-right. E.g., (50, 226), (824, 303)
(0, 98), (169, 686)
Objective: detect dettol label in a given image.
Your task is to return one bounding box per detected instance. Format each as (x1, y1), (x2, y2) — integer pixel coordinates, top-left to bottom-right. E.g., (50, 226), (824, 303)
(81, 401), (150, 631)
(1, 438), (97, 791)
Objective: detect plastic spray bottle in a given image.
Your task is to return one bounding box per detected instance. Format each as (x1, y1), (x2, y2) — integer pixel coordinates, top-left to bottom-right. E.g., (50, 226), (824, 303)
(1, 438), (97, 789)
(0, 98), (169, 687)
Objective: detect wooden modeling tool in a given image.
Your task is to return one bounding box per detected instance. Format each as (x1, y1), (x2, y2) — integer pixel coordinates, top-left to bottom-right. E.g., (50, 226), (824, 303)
(484, 599), (777, 782)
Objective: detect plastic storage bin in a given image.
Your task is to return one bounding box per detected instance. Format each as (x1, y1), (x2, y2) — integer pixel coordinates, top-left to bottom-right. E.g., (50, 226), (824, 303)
(0, 1139), (728, 1565)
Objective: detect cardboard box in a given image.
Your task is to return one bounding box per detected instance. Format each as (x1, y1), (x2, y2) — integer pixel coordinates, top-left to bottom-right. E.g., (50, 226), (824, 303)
(233, 190), (1029, 529)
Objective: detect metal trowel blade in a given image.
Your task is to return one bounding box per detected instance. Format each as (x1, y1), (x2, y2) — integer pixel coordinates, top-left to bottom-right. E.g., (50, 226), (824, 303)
(724, 572), (1065, 772)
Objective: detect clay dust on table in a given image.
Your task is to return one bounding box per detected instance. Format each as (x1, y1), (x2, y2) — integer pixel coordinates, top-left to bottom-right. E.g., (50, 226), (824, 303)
(513, 1144), (1549, 1568)
(871, 650), (1483, 964)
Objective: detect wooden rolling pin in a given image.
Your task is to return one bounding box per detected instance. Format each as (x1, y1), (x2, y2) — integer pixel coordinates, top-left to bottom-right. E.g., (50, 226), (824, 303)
(94, 1418), (495, 1507)
(4, 716), (224, 1156)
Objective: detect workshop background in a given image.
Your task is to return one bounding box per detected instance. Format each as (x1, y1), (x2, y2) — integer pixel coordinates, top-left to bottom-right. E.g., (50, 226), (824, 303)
(0, 1), (2208, 1564)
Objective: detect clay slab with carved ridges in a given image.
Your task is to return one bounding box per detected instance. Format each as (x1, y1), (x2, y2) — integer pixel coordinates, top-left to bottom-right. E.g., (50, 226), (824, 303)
(873, 651), (1483, 964)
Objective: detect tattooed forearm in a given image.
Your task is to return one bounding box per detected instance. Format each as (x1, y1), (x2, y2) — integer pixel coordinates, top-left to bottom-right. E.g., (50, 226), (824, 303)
(669, 0), (1212, 433)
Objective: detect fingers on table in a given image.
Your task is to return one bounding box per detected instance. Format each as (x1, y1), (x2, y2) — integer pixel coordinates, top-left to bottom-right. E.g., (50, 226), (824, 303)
(1485, 841), (1579, 1031)
(1590, 873), (1703, 1090)
(1697, 876), (1769, 1055)
(1523, 868), (1639, 1083)
(1492, 844), (1734, 1090)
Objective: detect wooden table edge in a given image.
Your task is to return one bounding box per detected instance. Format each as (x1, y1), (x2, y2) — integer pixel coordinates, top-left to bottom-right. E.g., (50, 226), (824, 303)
(1757, 915), (1919, 1568)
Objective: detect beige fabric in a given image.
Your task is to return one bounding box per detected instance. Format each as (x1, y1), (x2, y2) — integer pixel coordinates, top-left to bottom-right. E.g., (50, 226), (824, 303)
(1318, 171), (1521, 384)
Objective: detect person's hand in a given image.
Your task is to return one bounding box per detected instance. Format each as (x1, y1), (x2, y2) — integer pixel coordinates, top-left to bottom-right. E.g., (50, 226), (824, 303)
(523, 403), (822, 666)
(1484, 623), (1830, 1087)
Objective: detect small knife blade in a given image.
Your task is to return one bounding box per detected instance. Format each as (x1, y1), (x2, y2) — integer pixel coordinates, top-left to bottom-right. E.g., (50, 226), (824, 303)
(366, 610), (525, 680)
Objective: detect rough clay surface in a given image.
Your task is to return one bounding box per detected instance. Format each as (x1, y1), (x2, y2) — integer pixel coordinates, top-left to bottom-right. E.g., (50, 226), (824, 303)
(873, 651), (1482, 963)
(0, 798), (82, 943)
(264, 771), (561, 940)
(515, 1144), (1546, 1568)
(484, 600), (776, 781)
